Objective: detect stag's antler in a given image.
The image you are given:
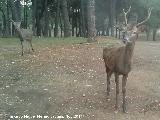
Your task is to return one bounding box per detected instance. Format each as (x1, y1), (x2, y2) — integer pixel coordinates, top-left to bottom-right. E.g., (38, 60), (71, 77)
(136, 8), (153, 27)
(9, 18), (14, 23)
(123, 6), (131, 25)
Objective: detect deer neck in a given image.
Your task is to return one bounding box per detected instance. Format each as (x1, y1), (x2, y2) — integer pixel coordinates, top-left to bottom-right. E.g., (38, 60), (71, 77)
(15, 28), (22, 36)
(15, 27), (24, 41)
(124, 41), (135, 65)
(15, 27), (21, 32)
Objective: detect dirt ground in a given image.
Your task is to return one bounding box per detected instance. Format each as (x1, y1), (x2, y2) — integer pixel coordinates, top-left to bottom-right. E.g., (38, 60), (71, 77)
(0, 37), (160, 120)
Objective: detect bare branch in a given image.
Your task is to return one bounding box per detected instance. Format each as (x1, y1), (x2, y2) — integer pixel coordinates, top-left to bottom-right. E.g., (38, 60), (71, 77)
(123, 6), (131, 25)
(136, 8), (153, 27)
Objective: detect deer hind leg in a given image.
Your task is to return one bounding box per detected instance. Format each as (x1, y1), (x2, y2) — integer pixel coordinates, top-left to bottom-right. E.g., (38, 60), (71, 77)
(115, 73), (119, 111)
(20, 41), (24, 56)
(122, 75), (128, 113)
(29, 40), (34, 52)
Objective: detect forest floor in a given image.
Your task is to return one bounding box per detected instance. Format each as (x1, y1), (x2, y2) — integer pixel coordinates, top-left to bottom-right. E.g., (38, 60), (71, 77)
(0, 37), (160, 120)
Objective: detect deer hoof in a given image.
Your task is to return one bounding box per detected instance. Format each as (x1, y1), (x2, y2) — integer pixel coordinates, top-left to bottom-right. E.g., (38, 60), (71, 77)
(123, 109), (128, 113)
(114, 105), (119, 113)
(123, 108), (128, 113)
(114, 110), (119, 114)
(107, 98), (111, 101)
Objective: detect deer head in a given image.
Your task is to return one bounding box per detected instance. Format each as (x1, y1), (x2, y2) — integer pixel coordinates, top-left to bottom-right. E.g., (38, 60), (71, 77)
(116, 7), (152, 44)
(10, 19), (21, 30)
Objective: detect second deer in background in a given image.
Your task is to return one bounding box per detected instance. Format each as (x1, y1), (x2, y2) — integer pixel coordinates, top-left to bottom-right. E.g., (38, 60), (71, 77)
(10, 19), (34, 56)
(103, 7), (152, 113)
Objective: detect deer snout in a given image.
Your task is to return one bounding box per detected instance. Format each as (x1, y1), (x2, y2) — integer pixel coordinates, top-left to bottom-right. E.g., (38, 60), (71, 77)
(123, 37), (130, 44)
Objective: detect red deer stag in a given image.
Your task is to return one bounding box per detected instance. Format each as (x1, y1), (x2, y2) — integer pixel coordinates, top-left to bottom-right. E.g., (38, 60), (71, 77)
(103, 7), (152, 113)
(10, 19), (34, 56)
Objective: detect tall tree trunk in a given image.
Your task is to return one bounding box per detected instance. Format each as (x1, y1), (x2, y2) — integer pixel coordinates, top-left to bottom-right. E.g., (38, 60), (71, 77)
(0, 8), (7, 36)
(145, 26), (150, 41)
(31, 0), (36, 35)
(36, 0), (42, 36)
(146, 30), (150, 41)
(54, 0), (60, 37)
(44, 0), (49, 37)
(36, 16), (41, 36)
(115, 14), (118, 38)
(60, 0), (71, 37)
(72, 9), (75, 36)
(87, 0), (96, 42)
(60, 12), (63, 37)
(153, 29), (157, 41)
(106, 27), (109, 36)
(9, 0), (21, 36)
(78, 11), (81, 37)
(118, 31), (121, 39)
(23, 0), (27, 28)
(10, 0), (21, 22)
(23, 3), (26, 28)
(80, 0), (86, 37)
(109, 0), (116, 37)
(75, 12), (78, 37)
(6, 0), (10, 36)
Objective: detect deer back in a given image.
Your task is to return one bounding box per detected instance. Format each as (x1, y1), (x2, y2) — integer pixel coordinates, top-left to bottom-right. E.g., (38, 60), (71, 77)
(20, 29), (33, 40)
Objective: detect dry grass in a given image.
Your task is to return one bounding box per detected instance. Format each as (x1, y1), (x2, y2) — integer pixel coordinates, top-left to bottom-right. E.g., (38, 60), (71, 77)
(0, 37), (160, 120)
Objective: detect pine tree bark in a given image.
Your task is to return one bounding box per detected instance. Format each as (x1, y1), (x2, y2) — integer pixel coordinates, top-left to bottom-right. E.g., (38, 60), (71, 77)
(23, 0), (27, 28)
(54, 0), (60, 37)
(80, 0), (86, 37)
(87, 0), (96, 42)
(44, 0), (49, 37)
(0, 8), (7, 36)
(146, 27), (151, 41)
(9, 0), (21, 22)
(31, 0), (36, 35)
(9, 0), (21, 36)
(109, 0), (116, 37)
(153, 29), (157, 41)
(6, 0), (10, 36)
(60, 0), (71, 37)
(36, 0), (42, 36)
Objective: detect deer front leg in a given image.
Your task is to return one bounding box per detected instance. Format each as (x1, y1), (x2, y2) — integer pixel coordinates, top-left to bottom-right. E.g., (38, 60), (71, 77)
(106, 71), (112, 98)
(122, 75), (128, 113)
(115, 73), (119, 111)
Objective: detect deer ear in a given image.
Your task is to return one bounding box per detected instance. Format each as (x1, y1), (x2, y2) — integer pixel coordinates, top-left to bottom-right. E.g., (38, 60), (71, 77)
(136, 26), (146, 34)
(131, 26), (138, 33)
(137, 25), (146, 33)
(114, 25), (126, 32)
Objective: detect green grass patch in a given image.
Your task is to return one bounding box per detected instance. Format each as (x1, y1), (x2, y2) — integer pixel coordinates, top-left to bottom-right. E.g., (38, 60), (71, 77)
(97, 37), (122, 47)
(0, 37), (19, 46)
(33, 37), (87, 48)
(0, 37), (87, 60)
(0, 37), (87, 48)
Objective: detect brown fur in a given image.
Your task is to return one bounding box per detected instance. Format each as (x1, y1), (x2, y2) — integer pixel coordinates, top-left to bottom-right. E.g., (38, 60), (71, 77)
(103, 34), (137, 113)
(11, 20), (34, 56)
(104, 7), (152, 113)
